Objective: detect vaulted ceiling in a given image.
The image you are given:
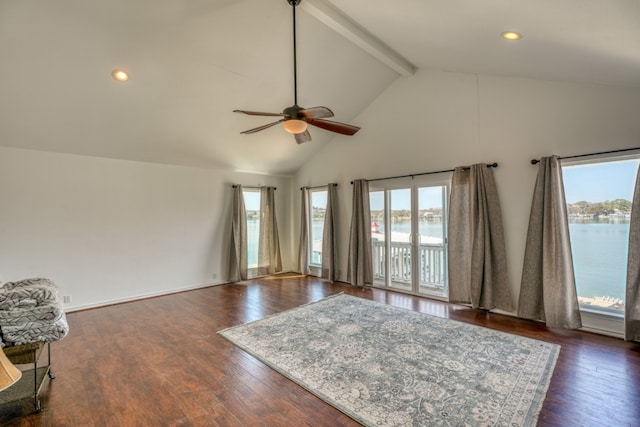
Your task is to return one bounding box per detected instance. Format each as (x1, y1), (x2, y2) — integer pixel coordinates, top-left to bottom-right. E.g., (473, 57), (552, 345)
(1, 0), (639, 175)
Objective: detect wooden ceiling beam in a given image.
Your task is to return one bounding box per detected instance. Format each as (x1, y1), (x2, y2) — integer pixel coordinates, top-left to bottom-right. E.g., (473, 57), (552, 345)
(301, 0), (416, 77)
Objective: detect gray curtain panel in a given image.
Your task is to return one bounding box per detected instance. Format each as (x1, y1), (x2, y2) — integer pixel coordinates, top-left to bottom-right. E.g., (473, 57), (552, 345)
(229, 185), (248, 282)
(348, 179), (373, 287)
(518, 156), (582, 329)
(448, 164), (513, 311)
(258, 186), (282, 276)
(322, 183), (338, 281)
(298, 187), (310, 275)
(625, 165), (640, 341)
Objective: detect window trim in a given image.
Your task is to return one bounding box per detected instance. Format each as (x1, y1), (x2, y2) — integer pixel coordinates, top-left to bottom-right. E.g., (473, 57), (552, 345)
(561, 154), (639, 336)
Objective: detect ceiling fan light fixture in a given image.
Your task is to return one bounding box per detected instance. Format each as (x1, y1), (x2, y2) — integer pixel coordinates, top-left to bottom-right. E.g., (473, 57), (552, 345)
(111, 69), (129, 82)
(501, 31), (522, 41)
(283, 119), (307, 134)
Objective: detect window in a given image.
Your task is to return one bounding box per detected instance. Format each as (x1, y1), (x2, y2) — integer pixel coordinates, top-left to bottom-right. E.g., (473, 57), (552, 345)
(562, 157), (639, 318)
(243, 189), (260, 272)
(370, 178), (449, 299)
(309, 189), (328, 267)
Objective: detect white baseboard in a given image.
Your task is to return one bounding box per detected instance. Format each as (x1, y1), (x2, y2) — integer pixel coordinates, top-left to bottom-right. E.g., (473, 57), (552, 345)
(65, 280), (227, 312)
(64, 271), (303, 313)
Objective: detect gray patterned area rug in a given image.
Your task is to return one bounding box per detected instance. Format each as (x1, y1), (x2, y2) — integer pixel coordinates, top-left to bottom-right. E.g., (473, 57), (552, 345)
(219, 293), (559, 427)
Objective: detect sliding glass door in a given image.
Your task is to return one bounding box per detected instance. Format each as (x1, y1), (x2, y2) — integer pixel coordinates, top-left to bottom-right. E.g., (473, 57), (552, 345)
(417, 186), (447, 296)
(389, 188), (412, 290)
(370, 180), (449, 298)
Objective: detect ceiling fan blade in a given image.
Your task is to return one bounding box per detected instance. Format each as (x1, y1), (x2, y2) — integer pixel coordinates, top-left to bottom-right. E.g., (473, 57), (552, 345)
(294, 130), (312, 144)
(300, 106), (334, 119)
(307, 118), (360, 136)
(234, 109), (287, 117)
(240, 120), (284, 134)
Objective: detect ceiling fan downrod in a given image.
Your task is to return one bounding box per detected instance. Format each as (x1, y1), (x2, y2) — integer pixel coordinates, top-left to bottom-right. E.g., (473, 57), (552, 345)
(288, 0), (302, 106)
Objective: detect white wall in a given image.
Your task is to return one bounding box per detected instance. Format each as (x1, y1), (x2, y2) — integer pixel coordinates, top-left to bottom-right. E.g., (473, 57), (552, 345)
(294, 69), (640, 315)
(2, 69), (639, 326)
(0, 146), (292, 311)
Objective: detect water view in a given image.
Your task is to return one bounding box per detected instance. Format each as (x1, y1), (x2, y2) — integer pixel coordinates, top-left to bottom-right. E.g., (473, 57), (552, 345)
(252, 212), (630, 312)
(371, 220), (444, 240)
(569, 218), (627, 310)
(563, 159), (638, 312)
(370, 213), (629, 312)
(246, 159), (637, 313)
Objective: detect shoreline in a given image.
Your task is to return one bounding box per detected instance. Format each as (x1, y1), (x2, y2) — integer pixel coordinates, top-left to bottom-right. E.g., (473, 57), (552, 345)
(578, 295), (624, 310)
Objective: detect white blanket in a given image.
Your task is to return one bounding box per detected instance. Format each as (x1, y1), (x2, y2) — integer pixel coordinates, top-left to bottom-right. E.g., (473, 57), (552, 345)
(0, 277), (69, 345)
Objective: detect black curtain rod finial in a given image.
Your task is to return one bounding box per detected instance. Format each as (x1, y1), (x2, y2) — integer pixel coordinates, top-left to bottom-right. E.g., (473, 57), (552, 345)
(531, 159), (540, 165)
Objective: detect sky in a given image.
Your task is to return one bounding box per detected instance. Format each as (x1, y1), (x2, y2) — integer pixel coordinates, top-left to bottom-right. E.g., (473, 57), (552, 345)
(244, 191), (260, 210)
(370, 187), (443, 211)
(562, 159), (639, 203)
(311, 190), (327, 208)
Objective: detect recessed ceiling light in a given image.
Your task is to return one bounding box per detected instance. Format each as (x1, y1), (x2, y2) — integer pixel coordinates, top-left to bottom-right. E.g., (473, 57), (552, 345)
(501, 31), (522, 41)
(111, 69), (129, 82)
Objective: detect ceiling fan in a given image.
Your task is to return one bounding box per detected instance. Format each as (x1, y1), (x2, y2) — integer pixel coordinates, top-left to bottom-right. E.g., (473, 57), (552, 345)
(233, 0), (360, 144)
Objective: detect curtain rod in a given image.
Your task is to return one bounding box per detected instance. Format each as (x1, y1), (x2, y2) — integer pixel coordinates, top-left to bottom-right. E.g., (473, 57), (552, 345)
(530, 147), (640, 165)
(300, 183), (338, 191)
(231, 185), (276, 190)
(350, 163), (498, 184)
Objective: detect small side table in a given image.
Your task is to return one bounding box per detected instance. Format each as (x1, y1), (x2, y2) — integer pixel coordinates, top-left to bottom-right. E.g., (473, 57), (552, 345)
(0, 342), (55, 412)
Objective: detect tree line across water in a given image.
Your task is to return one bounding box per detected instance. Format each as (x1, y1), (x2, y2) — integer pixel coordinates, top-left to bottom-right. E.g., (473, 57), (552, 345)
(304, 200), (633, 221)
(567, 199), (632, 216)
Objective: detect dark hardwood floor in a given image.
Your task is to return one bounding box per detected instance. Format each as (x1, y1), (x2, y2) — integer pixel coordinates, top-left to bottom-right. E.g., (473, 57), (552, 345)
(1, 273), (639, 426)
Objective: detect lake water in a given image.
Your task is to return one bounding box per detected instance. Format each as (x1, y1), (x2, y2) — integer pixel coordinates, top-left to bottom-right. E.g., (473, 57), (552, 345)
(381, 219), (628, 300)
(371, 220), (444, 239)
(569, 221), (628, 300)
(254, 218), (629, 301)
(248, 219), (259, 266)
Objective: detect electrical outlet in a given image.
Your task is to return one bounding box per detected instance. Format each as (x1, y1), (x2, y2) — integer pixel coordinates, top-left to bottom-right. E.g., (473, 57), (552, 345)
(212, 273), (218, 280)
(63, 295), (72, 304)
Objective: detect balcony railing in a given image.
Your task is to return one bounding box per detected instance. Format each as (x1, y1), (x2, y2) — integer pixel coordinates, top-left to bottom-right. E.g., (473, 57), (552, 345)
(372, 239), (446, 291)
